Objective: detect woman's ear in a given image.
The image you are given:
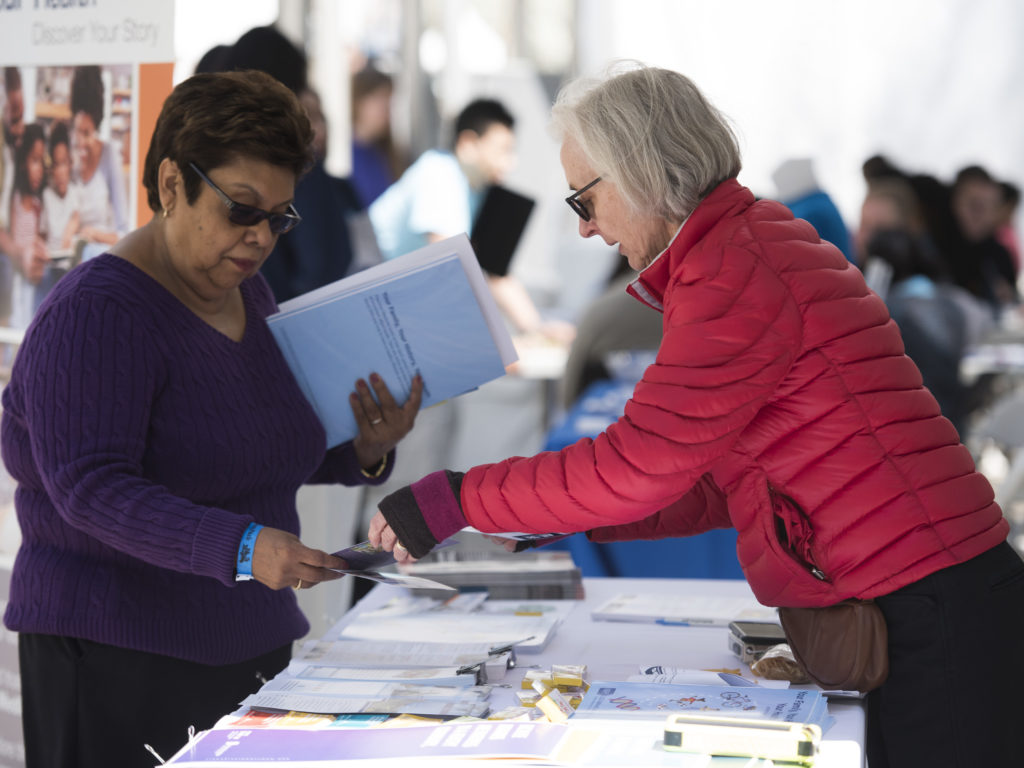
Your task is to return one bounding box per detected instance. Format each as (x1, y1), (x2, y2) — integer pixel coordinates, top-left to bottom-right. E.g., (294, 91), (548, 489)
(157, 157), (181, 215)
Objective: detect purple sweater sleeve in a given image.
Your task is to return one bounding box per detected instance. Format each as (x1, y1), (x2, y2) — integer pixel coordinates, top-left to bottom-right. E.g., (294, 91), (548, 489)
(10, 293), (249, 586)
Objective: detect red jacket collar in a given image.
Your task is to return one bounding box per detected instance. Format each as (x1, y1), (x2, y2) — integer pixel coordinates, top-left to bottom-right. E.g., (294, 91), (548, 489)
(627, 178), (755, 311)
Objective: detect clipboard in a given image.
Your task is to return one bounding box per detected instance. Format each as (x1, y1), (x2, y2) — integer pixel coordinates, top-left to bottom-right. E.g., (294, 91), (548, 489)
(469, 185), (535, 277)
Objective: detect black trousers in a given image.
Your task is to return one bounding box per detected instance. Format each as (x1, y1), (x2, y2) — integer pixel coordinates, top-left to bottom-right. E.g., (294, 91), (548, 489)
(866, 540), (1024, 767)
(19, 634), (291, 768)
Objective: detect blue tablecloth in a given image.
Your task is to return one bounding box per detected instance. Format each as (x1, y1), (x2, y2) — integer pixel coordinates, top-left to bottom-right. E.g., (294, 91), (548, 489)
(542, 380), (743, 580)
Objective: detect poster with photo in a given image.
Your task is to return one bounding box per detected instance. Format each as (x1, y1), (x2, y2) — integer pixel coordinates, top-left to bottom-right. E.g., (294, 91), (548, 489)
(1, 63), (135, 331)
(0, 1), (175, 535)
(0, 7), (174, 761)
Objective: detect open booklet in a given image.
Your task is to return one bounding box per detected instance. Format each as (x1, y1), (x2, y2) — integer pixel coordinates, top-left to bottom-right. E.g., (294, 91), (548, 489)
(267, 234), (517, 448)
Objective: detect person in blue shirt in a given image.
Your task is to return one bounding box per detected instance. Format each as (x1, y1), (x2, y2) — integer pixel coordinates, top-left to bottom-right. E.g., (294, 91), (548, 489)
(772, 157), (855, 263)
(370, 99), (516, 261)
(370, 98), (569, 339)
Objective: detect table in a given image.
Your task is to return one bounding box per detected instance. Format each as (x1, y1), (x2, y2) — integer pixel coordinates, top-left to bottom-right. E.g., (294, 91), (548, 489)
(320, 576), (866, 767)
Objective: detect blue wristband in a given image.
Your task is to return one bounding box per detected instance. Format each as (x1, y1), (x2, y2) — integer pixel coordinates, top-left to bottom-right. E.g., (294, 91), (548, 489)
(235, 522), (263, 582)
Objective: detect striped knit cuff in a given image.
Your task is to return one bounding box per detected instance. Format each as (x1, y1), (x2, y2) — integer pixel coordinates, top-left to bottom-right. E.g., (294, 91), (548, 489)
(378, 470), (466, 559)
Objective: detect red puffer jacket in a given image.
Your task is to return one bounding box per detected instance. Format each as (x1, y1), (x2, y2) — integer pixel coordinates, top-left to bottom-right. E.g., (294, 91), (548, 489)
(461, 179), (1007, 607)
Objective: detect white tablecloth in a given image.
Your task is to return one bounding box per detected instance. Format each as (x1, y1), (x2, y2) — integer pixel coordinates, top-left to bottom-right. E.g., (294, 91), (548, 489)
(327, 576), (866, 767)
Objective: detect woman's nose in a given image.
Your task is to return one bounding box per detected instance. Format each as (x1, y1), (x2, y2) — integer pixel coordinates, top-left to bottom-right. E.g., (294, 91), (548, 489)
(247, 219), (276, 248)
(578, 217), (599, 238)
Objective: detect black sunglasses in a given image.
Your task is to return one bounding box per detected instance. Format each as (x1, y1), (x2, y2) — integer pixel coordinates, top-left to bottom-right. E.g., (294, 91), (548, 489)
(565, 176), (602, 221)
(189, 162), (301, 235)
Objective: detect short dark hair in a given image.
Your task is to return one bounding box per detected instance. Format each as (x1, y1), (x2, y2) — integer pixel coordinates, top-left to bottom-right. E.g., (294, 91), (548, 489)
(222, 26), (308, 95)
(1000, 181), (1020, 208)
(141, 70), (314, 213)
(453, 98), (514, 146)
(70, 66), (105, 130)
(48, 120), (70, 155)
(14, 123), (45, 198)
(954, 164), (994, 187)
(195, 44), (232, 75)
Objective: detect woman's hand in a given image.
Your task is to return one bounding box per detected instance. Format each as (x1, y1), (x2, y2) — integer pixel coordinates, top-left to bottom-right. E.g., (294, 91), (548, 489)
(251, 526), (347, 590)
(350, 373), (424, 470)
(367, 510), (418, 565)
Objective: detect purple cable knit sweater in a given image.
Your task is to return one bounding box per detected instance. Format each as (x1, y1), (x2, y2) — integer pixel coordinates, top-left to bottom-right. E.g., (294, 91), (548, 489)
(1, 254), (391, 665)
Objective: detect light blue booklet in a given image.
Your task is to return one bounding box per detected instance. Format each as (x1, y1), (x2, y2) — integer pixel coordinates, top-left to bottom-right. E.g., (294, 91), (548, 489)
(268, 234), (517, 448)
(574, 681), (831, 731)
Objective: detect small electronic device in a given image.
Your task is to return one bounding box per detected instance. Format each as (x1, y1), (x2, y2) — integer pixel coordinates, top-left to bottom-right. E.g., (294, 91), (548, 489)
(662, 713), (820, 765)
(728, 620), (788, 664)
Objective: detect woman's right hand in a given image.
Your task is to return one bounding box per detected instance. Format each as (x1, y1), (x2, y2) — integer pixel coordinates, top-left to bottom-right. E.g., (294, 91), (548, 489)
(251, 526), (347, 590)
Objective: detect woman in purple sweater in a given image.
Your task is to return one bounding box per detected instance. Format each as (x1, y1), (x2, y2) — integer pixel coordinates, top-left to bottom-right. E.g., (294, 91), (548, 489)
(1, 71), (422, 767)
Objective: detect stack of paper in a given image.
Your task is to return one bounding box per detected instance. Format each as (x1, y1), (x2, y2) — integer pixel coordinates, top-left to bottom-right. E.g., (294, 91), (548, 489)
(338, 602), (565, 654)
(294, 638), (513, 682)
(401, 549), (584, 600)
(240, 678), (491, 718)
(591, 592), (777, 627)
(574, 681), (831, 732)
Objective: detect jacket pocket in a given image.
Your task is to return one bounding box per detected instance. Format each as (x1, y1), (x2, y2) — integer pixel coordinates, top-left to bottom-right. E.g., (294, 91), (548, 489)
(768, 484), (829, 583)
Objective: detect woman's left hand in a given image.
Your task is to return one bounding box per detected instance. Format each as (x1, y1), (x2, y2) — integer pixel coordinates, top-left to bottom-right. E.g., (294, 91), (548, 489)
(350, 373), (424, 469)
(368, 510), (418, 565)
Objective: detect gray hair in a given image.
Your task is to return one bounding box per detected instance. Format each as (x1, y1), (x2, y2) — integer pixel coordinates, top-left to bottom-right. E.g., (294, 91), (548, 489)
(551, 62), (741, 221)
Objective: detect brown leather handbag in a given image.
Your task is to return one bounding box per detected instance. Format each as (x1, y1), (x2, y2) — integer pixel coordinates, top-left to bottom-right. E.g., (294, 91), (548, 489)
(778, 600), (889, 692)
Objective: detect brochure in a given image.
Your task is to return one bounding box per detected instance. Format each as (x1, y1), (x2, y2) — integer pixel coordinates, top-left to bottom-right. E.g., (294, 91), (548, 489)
(267, 234), (517, 448)
(574, 681), (830, 730)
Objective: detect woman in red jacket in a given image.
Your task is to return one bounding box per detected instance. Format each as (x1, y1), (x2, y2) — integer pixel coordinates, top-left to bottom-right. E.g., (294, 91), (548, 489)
(369, 64), (1024, 767)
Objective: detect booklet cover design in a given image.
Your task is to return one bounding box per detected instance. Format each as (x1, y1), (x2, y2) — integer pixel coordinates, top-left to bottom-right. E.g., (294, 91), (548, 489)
(268, 235), (515, 448)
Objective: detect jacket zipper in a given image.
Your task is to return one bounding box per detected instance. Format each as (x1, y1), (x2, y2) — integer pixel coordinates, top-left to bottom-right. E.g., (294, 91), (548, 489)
(768, 484), (828, 582)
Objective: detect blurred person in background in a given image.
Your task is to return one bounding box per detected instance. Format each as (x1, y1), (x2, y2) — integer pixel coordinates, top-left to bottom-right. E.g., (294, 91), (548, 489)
(369, 63), (1024, 768)
(350, 62), (403, 208)
(855, 176), (936, 270)
(205, 26), (379, 302)
(857, 176), (992, 359)
(947, 165), (1018, 312)
(70, 65), (129, 251)
(772, 157), (854, 263)
(864, 228), (970, 433)
(863, 156), (1017, 317)
(995, 180), (1020, 272)
(1, 70), (422, 767)
(370, 97), (572, 341)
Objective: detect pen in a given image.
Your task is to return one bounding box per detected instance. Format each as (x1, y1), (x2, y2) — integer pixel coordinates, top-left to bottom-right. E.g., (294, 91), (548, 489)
(654, 618), (715, 627)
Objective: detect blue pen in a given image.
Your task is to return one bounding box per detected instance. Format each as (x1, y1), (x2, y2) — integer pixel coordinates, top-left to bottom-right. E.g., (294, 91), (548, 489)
(655, 618), (714, 627)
